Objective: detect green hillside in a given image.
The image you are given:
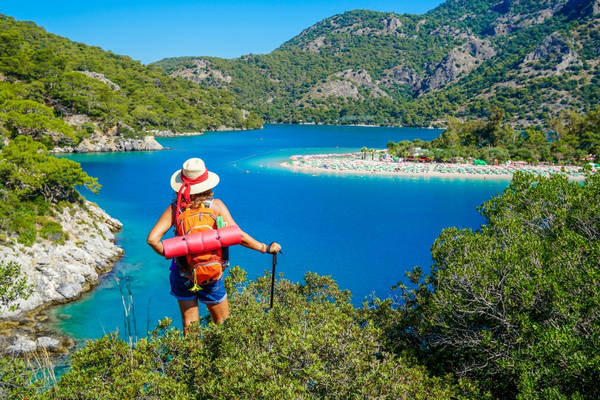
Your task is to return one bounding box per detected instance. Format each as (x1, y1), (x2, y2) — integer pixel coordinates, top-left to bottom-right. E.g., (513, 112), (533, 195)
(155, 0), (600, 127)
(0, 14), (261, 149)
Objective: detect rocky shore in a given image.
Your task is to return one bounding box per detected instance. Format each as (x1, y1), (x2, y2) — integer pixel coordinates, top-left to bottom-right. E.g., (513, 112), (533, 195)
(0, 201), (124, 354)
(51, 132), (163, 153)
(146, 126), (247, 137)
(147, 129), (204, 137)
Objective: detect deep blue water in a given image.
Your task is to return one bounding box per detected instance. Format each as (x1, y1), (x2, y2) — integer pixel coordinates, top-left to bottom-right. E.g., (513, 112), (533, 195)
(52, 124), (508, 339)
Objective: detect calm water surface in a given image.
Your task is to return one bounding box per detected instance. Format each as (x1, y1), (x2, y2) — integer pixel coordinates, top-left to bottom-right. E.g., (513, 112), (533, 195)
(53, 124), (508, 340)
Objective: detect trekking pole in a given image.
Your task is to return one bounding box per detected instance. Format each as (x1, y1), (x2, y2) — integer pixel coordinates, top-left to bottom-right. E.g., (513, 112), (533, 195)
(269, 252), (277, 309)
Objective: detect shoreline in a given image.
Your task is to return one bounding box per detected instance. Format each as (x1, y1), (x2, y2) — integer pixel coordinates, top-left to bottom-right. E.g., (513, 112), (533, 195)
(149, 130), (205, 137)
(0, 201), (124, 355)
(281, 152), (590, 181)
(53, 125), (258, 154)
(268, 121), (444, 130)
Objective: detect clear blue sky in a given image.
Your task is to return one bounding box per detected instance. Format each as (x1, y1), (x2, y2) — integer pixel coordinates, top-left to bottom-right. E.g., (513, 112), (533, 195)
(2, 0), (444, 64)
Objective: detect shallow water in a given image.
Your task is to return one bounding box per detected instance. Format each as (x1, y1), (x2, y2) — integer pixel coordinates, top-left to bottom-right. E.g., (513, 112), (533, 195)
(52, 124), (508, 340)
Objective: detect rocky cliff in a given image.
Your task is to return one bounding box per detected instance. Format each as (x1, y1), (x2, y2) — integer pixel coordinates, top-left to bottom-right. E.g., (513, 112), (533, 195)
(0, 200), (123, 354)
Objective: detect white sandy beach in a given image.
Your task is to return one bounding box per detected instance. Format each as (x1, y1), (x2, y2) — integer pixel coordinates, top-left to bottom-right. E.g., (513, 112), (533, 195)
(281, 151), (591, 181)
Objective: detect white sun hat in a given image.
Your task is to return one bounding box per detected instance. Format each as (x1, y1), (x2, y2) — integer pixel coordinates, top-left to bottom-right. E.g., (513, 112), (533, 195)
(170, 158), (220, 194)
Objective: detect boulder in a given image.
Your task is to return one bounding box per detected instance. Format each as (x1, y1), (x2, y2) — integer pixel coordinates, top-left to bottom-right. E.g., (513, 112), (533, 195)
(36, 336), (61, 351)
(57, 282), (83, 300)
(6, 336), (37, 354)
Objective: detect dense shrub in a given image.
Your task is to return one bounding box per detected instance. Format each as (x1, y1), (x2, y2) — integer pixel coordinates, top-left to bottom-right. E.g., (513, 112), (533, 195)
(38, 268), (473, 400)
(0, 357), (40, 400)
(381, 173), (600, 399)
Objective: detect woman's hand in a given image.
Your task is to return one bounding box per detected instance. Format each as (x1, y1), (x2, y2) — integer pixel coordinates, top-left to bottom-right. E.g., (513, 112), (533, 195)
(266, 242), (282, 254)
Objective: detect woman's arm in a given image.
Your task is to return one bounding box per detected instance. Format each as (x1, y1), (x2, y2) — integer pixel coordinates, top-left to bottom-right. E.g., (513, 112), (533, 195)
(213, 199), (281, 254)
(147, 205), (174, 255)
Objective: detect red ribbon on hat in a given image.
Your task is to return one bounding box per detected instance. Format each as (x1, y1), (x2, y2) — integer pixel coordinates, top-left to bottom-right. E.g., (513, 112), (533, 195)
(175, 170), (209, 221)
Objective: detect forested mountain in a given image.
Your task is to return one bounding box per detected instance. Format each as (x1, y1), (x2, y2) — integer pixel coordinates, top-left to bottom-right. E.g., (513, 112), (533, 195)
(155, 0), (600, 127)
(0, 14), (262, 150)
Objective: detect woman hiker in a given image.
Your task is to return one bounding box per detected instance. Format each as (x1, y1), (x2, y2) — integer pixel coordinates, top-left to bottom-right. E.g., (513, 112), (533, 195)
(147, 157), (281, 332)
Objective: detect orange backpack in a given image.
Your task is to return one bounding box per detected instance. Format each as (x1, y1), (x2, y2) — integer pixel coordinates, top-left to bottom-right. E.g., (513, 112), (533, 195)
(174, 200), (223, 289)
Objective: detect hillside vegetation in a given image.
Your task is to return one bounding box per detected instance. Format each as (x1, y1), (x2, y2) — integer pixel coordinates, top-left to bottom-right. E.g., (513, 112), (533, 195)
(156, 0), (600, 127)
(0, 14), (261, 150)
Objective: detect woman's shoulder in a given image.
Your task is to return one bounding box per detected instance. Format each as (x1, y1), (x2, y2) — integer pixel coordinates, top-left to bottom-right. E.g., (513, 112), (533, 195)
(211, 198), (229, 213)
(212, 198), (224, 208)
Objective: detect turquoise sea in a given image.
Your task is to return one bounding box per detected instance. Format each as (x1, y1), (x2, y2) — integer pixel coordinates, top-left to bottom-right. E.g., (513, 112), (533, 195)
(52, 124), (509, 340)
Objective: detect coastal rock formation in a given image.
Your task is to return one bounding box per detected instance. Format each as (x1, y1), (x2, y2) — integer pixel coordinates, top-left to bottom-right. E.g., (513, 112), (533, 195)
(2, 333), (74, 355)
(0, 201), (123, 319)
(52, 132), (163, 153)
(146, 129), (204, 137)
(50, 117), (163, 153)
(0, 200), (123, 354)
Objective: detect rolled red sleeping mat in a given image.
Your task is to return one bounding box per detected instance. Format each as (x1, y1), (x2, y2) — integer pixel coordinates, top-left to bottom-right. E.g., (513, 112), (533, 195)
(215, 226), (242, 248)
(162, 236), (189, 258)
(162, 225), (243, 259)
(219, 225), (244, 246)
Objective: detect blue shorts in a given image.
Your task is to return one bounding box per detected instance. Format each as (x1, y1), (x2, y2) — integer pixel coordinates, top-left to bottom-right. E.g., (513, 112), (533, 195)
(169, 261), (227, 305)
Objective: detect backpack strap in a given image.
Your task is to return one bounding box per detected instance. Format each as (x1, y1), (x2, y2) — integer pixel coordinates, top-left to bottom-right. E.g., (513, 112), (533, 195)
(171, 202), (178, 228)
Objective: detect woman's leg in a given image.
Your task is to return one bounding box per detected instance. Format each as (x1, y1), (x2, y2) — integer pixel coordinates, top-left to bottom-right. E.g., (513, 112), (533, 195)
(206, 297), (229, 324)
(178, 298), (199, 334)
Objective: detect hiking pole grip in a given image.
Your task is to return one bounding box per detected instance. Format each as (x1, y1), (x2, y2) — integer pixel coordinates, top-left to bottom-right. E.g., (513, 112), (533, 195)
(269, 253), (277, 309)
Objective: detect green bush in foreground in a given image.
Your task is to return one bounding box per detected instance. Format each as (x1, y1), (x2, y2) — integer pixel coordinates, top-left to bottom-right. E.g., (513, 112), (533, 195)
(0, 357), (40, 400)
(37, 268), (474, 400)
(384, 172), (600, 399)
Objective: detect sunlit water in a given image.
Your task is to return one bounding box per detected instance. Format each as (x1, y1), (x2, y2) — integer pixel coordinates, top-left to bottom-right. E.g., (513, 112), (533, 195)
(51, 124), (508, 340)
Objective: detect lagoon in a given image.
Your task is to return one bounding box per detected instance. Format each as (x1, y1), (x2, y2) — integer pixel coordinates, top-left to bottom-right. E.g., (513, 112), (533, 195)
(53, 124), (508, 340)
